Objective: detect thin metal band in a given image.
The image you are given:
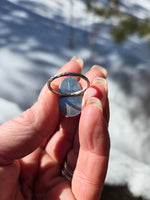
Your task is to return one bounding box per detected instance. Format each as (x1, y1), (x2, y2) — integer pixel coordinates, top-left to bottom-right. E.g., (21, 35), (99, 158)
(47, 72), (90, 97)
(61, 160), (74, 182)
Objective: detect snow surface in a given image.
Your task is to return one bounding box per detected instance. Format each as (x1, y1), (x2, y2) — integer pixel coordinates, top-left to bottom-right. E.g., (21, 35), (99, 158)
(0, 0), (150, 199)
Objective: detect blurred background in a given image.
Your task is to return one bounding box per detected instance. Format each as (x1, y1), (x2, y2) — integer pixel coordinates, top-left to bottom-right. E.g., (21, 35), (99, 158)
(0, 0), (150, 199)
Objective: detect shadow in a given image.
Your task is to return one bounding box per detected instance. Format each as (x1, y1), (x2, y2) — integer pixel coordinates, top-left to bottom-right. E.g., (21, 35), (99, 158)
(0, 0), (89, 110)
(2, 0), (149, 111)
(101, 185), (144, 200)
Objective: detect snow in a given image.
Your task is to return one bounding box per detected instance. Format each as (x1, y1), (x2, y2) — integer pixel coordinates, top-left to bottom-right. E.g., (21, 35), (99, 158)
(120, 0), (150, 19)
(0, 98), (22, 124)
(0, 0), (150, 199)
(106, 148), (150, 199)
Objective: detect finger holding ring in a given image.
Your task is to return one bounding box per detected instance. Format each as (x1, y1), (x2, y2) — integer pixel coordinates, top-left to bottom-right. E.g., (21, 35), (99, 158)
(47, 72), (90, 117)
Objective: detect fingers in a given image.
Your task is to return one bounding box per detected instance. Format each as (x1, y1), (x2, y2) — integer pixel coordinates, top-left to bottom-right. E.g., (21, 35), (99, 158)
(45, 64), (108, 164)
(72, 98), (110, 200)
(62, 65), (109, 199)
(0, 57), (82, 165)
(82, 65), (109, 124)
(0, 160), (20, 199)
(67, 65), (109, 168)
(0, 92), (58, 165)
(83, 77), (109, 124)
(45, 57), (83, 163)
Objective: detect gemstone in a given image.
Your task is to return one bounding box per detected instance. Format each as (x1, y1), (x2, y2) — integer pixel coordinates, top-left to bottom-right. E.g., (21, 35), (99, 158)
(58, 77), (82, 117)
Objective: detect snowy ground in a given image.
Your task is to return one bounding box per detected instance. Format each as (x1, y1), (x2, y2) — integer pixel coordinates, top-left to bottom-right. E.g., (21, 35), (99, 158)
(0, 0), (150, 199)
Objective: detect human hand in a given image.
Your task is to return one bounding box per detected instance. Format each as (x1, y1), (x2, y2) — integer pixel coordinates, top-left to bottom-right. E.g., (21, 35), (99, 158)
(0, 57), (110, 200)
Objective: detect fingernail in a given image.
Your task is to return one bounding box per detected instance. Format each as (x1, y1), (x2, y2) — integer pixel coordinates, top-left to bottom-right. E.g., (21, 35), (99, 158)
(71, 56), (84, 69)
(93, 77), (108, 94)
(91, 65), (107, 78)
(86, 97), (103, 112)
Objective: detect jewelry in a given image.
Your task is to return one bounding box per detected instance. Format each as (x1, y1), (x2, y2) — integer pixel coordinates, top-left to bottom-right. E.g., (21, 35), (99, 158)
(47, 72), (90, 117)
(47, 72), (90, 97)
(61, 160), (74, 182)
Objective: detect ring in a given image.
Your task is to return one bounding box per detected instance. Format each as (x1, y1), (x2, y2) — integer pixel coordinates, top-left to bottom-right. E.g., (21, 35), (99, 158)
(61, 160), (74, 182)
(47, 72), (90, 97)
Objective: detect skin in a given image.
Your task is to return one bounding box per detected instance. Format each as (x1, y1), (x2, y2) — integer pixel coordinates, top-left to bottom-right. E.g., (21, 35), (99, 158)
(0, 59), (110, 200)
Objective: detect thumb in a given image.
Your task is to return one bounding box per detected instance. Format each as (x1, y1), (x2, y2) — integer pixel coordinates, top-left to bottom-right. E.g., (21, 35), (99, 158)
(0, 85), (59, 165)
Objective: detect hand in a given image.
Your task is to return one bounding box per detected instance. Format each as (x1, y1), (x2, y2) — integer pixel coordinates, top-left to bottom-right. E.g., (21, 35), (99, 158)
(0, 57), (110, 200)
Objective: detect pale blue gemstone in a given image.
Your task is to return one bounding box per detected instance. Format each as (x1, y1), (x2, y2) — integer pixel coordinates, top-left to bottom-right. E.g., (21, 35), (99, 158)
(59, 77), (82, 117)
